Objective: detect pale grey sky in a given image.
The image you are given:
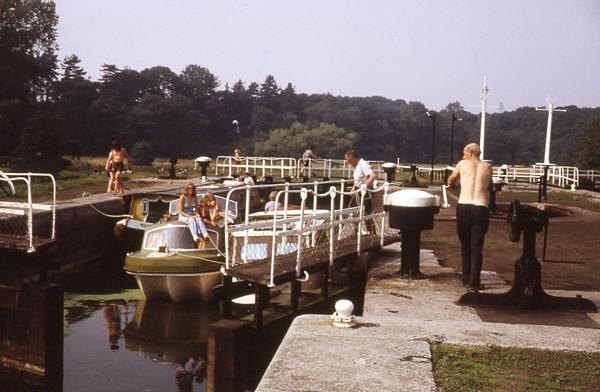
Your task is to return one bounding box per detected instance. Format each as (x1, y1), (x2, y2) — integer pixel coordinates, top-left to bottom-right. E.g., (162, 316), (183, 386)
(56, 0), (600, 112)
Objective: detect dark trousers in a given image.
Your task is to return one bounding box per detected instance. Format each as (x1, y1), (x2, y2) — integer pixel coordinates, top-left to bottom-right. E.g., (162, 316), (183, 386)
(456, 204), (489, 287)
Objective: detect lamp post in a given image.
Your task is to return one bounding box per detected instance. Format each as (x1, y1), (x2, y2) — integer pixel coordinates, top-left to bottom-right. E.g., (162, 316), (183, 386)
(426, 111), (436, 184)
(450, 113), (462, 165)
(232, 119), (240, 149)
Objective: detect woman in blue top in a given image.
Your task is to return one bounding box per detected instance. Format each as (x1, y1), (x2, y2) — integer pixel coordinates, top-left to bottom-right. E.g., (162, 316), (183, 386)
(178, 183), (209, 247)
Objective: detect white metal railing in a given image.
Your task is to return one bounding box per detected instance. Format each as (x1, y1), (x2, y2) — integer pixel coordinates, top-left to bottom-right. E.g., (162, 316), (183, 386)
(224, 181), (391, 287)
(492, 164), (581, 188)
(579, 169), (600, 185)
(215, 156), (297, 178)
(224, 179), (350, 269)
(0, 172), (57, 253)
(296, 158), (388, 180)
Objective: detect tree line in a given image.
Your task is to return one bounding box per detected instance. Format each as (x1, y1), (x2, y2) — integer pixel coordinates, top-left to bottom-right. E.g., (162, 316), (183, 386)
(2, 0), (600, 173)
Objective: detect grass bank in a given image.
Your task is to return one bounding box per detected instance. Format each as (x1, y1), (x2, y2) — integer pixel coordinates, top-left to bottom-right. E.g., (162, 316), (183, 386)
(432, 343), (600, 392)
(0, 156), (200, 199)
(497, 190), (600, 213)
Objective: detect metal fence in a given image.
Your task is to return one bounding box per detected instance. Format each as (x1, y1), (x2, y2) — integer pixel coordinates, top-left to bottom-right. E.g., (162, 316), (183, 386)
(215, 156), (297, 178)
(215, 155), (598, 189)
(296, 158), (388, 180)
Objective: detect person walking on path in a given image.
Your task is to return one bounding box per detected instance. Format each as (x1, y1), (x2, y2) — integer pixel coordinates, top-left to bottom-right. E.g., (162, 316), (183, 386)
(105, 140), (131, 194)
(448, 143), (493, 291)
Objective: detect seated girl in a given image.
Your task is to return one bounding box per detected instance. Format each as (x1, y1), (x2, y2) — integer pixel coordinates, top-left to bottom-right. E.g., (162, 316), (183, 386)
(178, 183), (209, 248)
(203, 192), (224, 226)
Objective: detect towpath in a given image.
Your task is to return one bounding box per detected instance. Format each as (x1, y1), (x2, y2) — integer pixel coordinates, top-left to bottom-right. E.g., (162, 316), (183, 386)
(257, 242), (600, 391)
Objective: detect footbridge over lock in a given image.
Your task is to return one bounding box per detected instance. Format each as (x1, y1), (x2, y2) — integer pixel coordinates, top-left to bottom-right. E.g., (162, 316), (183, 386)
(221, 181), (400, 326)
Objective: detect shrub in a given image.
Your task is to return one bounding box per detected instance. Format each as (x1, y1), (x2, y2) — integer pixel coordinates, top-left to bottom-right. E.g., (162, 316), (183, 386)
(131, 141), (155, 166)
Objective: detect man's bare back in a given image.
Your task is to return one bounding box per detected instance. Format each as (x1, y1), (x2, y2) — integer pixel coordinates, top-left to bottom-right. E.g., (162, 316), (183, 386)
(448, 144), (492, 206)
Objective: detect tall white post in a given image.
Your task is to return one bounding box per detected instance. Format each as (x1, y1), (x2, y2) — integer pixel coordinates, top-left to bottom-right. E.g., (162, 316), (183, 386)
(536, 102), (567, 165)
(469, 75), (498, 161)
(479, 75), (488, 160)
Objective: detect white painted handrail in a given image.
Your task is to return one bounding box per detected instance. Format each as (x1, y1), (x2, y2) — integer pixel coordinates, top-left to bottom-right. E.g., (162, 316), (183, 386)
(0, 172), (57, 252)
(224, 179), (391, 286)
(216, 155), (297, 178)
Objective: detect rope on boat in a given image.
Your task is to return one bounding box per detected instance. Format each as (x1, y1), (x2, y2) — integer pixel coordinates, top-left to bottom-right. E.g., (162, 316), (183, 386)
(174, 252), (226, 265)
(207, 235), (227, 258)
(87, 203), (133, 219)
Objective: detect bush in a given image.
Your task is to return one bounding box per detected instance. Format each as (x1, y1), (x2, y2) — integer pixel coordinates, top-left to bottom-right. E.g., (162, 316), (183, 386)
(131, 141), (155, 166)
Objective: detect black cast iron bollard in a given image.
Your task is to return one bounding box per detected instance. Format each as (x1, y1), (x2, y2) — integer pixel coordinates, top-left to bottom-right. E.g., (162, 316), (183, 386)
(409, 164), (418, 187)
(169, 157), (178, 179)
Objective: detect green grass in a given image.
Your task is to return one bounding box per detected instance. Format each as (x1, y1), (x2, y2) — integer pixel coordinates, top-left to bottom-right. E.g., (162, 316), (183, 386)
(432, 343), (600, 392)
(0, 156), (202, 199)
(497, 190), (600, 213)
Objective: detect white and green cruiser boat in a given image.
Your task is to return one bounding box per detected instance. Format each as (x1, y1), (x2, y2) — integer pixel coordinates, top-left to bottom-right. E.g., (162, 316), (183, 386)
(124, 220), (225, 302)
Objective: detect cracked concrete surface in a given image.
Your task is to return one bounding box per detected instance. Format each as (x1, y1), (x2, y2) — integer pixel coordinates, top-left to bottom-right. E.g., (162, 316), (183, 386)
(257, 242), (600, 391)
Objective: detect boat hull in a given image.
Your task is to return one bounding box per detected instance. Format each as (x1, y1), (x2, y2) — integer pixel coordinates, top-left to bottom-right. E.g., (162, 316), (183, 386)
(126, 271), (222, 302)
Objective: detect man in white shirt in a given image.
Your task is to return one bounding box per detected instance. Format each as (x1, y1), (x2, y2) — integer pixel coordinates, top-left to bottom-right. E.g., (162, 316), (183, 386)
(345, 150), (377, 211)
(243, 171), (255, 186)
(448, 143), (493, 291)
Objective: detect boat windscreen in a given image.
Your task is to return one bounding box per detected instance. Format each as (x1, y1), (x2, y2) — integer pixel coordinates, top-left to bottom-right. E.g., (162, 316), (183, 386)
(144, 226), (195, 250)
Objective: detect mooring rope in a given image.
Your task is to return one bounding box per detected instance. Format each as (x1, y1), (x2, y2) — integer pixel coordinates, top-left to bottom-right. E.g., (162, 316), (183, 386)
(87, 203), (133, 219)
(174, 251), (226, 265)
(207, 234), (227, 258)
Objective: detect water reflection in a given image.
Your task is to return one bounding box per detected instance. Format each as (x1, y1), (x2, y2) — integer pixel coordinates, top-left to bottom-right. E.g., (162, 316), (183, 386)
(104, 304), (122, 351)
(124, 300), (220, 365)
(61, 261), (219, 392)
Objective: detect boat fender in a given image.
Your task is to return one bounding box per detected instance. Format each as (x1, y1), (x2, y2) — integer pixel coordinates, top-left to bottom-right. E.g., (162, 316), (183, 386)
(113, 218), (129, 239)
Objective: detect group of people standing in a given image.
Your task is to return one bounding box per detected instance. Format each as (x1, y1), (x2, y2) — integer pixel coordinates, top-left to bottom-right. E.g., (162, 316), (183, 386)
(108, 137), (492, 289)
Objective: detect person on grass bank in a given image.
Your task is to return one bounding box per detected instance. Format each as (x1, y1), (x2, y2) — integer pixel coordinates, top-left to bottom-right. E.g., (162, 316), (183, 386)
(105, 139), (132, 194)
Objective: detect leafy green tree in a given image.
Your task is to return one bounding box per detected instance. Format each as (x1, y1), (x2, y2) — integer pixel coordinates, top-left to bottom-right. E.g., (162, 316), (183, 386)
(180, 64), (219, 101)
(52, 54), (97, 158)
(60, 54), (86, 80)
(100, 63), (120, 83)
(14, 107), (70, 172)
(575, 116), (600, 170)
(255, 122), (357, 158)
(140, 66), (180, 98)
(259, 74), (279, 98)
(0, 0), (58, 157)
(130, 140), (155, 166)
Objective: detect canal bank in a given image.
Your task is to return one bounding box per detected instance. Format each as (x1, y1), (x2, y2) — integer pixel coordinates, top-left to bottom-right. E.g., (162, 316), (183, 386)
(257, 242), (600, 391)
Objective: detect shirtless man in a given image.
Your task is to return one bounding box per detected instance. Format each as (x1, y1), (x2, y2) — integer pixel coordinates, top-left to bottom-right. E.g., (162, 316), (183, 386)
(106, 140), (131, 194)
(448, 143), (492, 291)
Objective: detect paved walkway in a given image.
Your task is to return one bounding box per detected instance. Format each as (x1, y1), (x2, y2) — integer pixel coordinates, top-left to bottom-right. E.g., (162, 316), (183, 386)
(257, 242), (600, 391)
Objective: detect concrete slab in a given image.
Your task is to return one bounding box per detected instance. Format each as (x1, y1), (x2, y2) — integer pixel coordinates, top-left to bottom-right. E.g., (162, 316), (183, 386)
(257, 318), (435, 392)
(257, 241), (600, 391)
